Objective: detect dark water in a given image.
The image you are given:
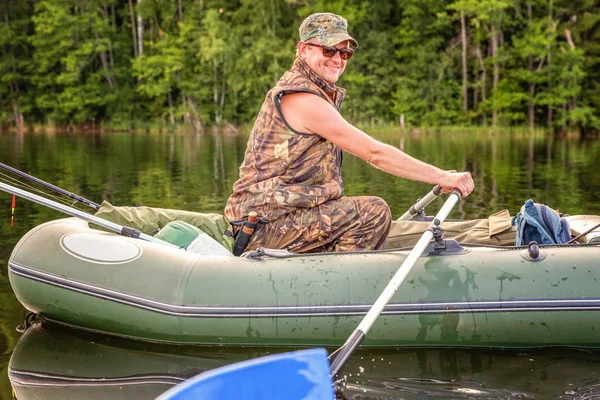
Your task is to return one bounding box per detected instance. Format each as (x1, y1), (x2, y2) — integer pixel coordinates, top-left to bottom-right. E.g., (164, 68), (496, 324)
(1, 129), (600, 399)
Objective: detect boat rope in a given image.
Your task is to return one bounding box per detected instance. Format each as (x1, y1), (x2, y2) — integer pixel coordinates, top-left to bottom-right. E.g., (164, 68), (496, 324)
(459, 241), (600, 250)
(241, 241), (600, 260)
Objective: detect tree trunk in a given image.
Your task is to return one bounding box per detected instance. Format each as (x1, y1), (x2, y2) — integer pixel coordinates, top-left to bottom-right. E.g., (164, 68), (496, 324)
(108, 39), (115, 68)
(562, 86), (567, 133)
(564, 29), (578, 112)
(220, 55), (227, 120)
(213, 59), (221, 124)
(475, 44), (487, 126)
(177, 0), (183, 22)
(527, 3), (535, 129)
(137, 0), (144, 57)
(182, 94), (190, 124)
(460, 10), (468, 113)
(490, 23), (499, 127)
(95, 9), (117, 89)
(167, 91), (175, 125)
(547, 0), (553, 127)
(186, 97), (204, 133)
(9, 79), (24, 130)
(128, 0), (138, 58)
(93, 29), (116, 89)
(12, 99), (24, 131)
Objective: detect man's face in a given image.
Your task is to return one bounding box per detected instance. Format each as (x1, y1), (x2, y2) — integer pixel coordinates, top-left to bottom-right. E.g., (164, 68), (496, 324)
(299, 40), (350, 84)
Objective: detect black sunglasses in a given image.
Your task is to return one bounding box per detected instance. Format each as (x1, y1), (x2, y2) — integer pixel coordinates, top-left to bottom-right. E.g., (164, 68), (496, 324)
(306, 43), (354, 60)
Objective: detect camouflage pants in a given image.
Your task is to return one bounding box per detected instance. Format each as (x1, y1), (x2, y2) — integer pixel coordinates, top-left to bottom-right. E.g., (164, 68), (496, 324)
(245, 196), (391, 253)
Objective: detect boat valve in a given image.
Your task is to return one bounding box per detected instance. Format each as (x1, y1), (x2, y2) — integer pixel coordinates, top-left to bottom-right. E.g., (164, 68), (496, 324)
(521, 241), (547, 262)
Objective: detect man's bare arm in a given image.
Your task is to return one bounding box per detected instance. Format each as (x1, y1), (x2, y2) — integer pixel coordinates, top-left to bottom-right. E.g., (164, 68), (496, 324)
(280, 92), (474, 196)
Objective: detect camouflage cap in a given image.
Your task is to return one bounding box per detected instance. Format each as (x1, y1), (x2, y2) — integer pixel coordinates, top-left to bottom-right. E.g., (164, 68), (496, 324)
(299, 13), (358, 47)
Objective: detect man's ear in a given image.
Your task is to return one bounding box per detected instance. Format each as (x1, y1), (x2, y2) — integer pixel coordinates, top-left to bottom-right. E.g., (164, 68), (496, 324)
(297, 41), (308, 59)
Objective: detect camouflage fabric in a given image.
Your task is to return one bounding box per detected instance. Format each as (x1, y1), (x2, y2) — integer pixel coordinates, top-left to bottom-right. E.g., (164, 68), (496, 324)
(224, 57), (347, 224)
(243, 196), (391, 253)
(299, 13), (359, 47)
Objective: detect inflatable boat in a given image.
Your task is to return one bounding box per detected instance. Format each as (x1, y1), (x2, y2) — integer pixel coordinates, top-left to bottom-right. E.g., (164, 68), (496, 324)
(8, 210), (600, 348)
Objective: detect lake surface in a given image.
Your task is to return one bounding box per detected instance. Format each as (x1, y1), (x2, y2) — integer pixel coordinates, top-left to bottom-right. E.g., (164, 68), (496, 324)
(1, 129), (600, 399)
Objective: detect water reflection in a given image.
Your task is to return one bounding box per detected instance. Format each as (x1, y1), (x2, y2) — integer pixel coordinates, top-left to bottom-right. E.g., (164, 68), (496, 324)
(338, 347), (600, 399)
(415, 257), (479, 345)
(8, 322), (600, 400)
(2, 130), (600, 399)
(9, 322), (248, 400)
(1, 130), (600, 219)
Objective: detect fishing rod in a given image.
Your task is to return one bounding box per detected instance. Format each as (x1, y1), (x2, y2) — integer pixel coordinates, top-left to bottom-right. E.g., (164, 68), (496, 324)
(0, 181), (178, 249)
(0, 162), (100, 210)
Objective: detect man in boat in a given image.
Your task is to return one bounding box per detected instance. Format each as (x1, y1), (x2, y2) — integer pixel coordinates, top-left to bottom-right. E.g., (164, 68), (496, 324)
(224, 12), (474, 253)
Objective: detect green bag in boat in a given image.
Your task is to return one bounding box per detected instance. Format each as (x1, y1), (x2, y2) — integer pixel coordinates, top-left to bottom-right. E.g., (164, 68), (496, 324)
(154, 220), (233, 256)
(384, 209), (516, 249)
(94, 201), (234, 252)
(154, 220), (203, 248)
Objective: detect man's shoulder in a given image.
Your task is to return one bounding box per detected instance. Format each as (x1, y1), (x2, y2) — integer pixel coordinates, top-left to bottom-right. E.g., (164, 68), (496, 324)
(275, 68), (316, 91)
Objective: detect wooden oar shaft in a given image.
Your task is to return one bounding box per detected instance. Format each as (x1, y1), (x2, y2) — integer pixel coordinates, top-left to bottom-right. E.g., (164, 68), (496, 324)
(0, 181), (178, 249)
(397, 185), (442, 221)
(330, 190), (461, 378)
(0, 162), (100, 210)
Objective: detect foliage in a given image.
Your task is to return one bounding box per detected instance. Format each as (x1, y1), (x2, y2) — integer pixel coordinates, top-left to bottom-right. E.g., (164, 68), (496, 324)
(0, 0), (598, 134)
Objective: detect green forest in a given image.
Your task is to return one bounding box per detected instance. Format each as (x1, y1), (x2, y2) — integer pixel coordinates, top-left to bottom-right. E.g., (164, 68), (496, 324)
(1, 0), (599, 134)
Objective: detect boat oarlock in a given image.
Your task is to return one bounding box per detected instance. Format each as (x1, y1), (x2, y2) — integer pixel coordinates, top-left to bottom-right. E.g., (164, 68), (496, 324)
(396, 184), (442, 221)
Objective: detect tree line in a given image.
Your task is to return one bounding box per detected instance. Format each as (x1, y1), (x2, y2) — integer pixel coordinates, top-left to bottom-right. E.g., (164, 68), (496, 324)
(1, 0), (598, 135)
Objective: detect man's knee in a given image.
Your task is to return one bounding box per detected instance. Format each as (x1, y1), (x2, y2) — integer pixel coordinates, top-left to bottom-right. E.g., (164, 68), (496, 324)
(371, 197), (391, 235)
(352, 196), (391, 240)
(363, 196), (391, 225)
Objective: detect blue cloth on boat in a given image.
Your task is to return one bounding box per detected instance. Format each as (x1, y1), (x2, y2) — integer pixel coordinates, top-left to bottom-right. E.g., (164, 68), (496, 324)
(512, 199), (571, 245)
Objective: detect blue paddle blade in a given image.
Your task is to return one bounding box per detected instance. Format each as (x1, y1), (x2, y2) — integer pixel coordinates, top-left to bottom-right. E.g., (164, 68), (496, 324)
(155, 348), (334, 400)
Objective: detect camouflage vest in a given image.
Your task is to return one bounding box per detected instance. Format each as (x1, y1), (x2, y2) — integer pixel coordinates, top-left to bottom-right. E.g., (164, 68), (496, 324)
(225, 57), (346, 223)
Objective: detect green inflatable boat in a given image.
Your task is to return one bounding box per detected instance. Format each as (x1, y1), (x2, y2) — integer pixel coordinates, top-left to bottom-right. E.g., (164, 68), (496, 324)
(8, 208), (600, 348)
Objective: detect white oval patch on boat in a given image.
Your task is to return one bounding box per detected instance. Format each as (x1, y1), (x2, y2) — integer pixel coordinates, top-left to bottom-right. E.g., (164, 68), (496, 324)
(60, 233), (143, 264)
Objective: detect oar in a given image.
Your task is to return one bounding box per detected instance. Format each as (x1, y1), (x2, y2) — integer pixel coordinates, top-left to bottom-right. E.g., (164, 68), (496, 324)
(329, 189), (462, 379)
(396, 185), (442, 221)
(0, 162), (100, 210)
(156, 348), (333, 400)
(0, 181), (178, 249)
